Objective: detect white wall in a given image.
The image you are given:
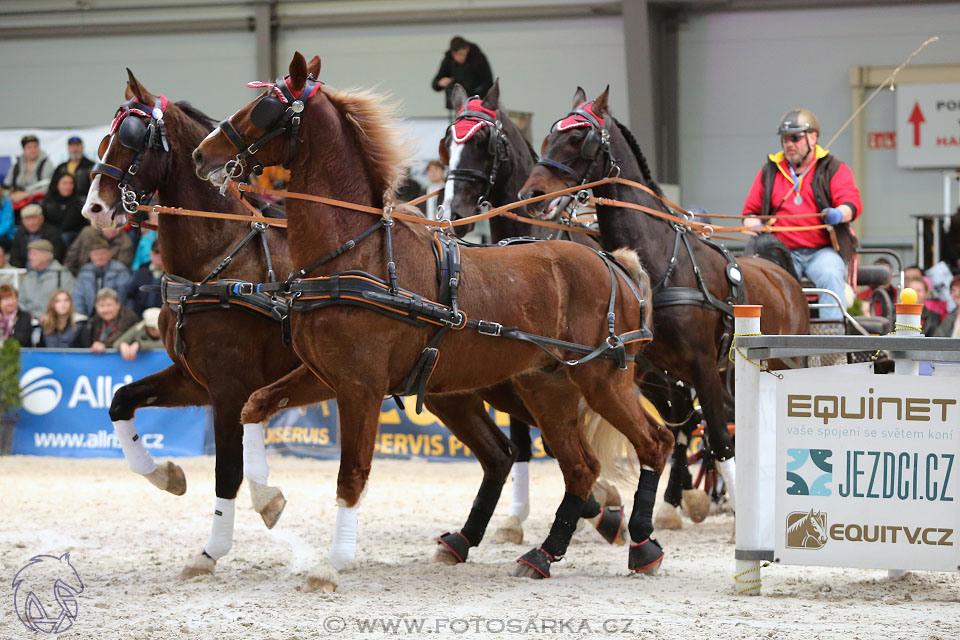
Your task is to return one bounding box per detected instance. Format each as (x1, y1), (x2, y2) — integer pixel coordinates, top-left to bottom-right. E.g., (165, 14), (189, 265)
(678, 3), (960, 245)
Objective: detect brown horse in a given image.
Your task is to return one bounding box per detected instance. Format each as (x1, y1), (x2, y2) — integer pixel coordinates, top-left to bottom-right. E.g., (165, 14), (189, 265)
(82, 71), (522, 580)
(520, 87), (810, 509)
(194, 52), (673, 591)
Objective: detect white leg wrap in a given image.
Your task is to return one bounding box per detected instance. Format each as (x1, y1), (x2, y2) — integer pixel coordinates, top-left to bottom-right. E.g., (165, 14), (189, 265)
(243, 423), (269, 485)
(718, 457), (736, 512)
(113, 419), (157, 475)
(327, 505), (358, 571)
(508, 461), (530, 521)
(203, 497), (236, 560)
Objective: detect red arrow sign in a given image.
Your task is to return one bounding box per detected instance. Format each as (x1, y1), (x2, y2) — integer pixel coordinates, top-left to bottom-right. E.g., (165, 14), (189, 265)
(908, 101), (926, 147)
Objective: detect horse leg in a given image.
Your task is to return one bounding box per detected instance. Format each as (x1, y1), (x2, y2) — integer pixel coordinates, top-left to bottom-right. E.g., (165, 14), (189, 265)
(491, 418), (532, 545)
(108, 365), (207, 495)
(691, 366), (737, 510)
(425, 392), (516, 564)
(181, 392), (244, 579)
(510, 378), (597, 579)
(303, 384), (382, 593)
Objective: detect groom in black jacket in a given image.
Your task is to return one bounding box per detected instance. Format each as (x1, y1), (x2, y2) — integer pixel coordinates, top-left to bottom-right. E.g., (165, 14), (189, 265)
(431, 36), (494, 111)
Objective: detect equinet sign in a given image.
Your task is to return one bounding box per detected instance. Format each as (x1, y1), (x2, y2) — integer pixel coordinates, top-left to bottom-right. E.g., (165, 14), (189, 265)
(785, 510), (953, 549)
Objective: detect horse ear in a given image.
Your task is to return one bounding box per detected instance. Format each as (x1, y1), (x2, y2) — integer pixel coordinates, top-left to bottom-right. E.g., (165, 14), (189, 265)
(306, 55), (322, 79)
(572, 86), (587, 109)
(288, 51), (308, 91)
(438, 137), (450, 165)
(126, 68), (155, 106)
(481, 78), (500, 111)
(450, 84), (469, 113)
(592, 85), (610, 117)
(59, 552), (71, 562)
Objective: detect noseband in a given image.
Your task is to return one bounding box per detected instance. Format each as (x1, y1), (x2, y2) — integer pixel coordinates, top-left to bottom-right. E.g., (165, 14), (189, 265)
(218, 74), (321, 179)
(445, 101), (509, 215)
(90, 95), (170, 218)
(537, 103), (618, 185)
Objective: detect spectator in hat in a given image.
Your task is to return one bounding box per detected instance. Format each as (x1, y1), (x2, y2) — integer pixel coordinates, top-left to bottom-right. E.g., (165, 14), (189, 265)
(9, 203), (66, 268)
(65, 225), (135, 275)
(18, 239), (75, 318)
(43, 173), (87, 249)
(431, 36), (494, 112)
(0, 284), (36, 346)
(86, 287), (138, 352)
(48, 136), (95, 202)
(73, 237), (133, 316)
(38, 289), (88, 348)
(128, 239), (163, 315)
(116, 307), (163, 361)
(2, 134), (54, 213)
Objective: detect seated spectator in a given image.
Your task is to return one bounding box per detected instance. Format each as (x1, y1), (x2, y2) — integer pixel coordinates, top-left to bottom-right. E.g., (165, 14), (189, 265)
(9, 204), (66, 268)
(904, 277), (942, 336)
(65, 225), (135, 275)
(48, 136), (95, 202)
(117, 307), (163, 361)
(43, 173), (86, 248)
(2, 135), (54, 213)
(19, 239), (75, 318)
(86, 287), (138, 353)
(0, 191), (14, 249)
(932, 276), (960, 338)
(129, 240), (163, 315)
(38, 289), (88, 348)
(0, 284), (36, 346)
(73, 237), (133, 316)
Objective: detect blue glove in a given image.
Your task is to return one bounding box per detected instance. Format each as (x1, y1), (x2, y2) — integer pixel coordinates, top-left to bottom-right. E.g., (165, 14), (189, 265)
(822, 207), (844, 225)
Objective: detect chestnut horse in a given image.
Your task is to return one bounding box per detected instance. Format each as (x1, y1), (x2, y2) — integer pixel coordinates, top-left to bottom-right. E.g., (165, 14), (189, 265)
(521, 87), (810, 509)
(194, 52), (673, 591)
(82, 71), (528, 580)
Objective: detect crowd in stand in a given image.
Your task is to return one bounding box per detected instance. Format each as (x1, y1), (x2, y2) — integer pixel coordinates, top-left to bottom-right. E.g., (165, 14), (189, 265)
(1, 134), (162, 357)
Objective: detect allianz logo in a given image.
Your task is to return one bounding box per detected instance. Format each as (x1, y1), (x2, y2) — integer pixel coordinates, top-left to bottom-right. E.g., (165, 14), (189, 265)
(20, 367), (133, 415)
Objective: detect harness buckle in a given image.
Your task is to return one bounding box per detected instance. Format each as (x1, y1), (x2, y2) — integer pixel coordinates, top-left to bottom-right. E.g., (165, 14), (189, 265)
(477, 320), (503, 337)
(236, 282), (255, 295)
(575, 189), (591, 205)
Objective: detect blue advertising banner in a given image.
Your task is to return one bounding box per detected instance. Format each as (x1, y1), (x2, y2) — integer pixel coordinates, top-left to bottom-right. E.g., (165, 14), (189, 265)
(14, 349), (206, 458)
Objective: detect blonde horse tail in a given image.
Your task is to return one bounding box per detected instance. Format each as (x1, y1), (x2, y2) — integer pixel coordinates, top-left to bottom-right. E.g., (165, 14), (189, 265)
(611, 247), (653, 329)
(580, 398), (640, 493)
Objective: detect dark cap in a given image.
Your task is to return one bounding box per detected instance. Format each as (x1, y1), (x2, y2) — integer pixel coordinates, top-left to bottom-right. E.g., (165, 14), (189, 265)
(449, 36), (469, 52)
(21, 134), (39, 147)
(68, 136), (82, 144)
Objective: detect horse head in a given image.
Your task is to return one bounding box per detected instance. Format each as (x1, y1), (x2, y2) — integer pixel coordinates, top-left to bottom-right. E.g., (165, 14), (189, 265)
(520, 86), (615, 220)
(193, 51), (322, 187)
(83, 69), (176, 229)
(13, 552), (84, 634)
(807, 509), (827, 544)
(438, 80), (511, 234)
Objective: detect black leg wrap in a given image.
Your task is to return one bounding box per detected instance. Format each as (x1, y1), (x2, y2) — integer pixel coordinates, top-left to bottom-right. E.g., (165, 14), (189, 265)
(628, 537), (664, 572)
(510, 418), (532, 463)
(629, 469), (659, 542)
(460, 478), (503, 544)
(541, 492), (584, 560)
(581, 493), (602, 519)
(595, 506), (625, 545)
(663, 449), (683, 508)
(516, 547), (554, 578)
(437, 531), (472, 563)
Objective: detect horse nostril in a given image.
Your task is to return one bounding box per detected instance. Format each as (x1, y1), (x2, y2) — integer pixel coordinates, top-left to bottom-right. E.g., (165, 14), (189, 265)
(90, 203), (103, 214)
(192, 149), (203, 167)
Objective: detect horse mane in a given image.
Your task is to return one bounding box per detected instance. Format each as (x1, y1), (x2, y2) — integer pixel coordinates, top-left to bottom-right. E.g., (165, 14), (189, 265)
(786, 513), (809, 535)
(324, 87), (412, 203)
(173, 100), (216, 130)
(612, 118), (664, 199)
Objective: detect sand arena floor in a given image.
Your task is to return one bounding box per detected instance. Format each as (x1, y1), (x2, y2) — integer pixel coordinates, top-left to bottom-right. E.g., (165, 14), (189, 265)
(1, 455), (958, 639)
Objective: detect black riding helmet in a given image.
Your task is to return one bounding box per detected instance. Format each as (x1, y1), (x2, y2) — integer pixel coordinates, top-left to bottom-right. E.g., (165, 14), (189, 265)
(777, 109), (819, 136)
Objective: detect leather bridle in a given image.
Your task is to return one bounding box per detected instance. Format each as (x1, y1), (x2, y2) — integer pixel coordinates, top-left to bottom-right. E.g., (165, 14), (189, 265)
(537, 104), (619, 186)
(444, 103), (509, 215)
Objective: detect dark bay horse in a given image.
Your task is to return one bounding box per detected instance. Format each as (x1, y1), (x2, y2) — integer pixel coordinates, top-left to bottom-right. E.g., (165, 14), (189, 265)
(520, 87), (810, 514)
(82, 71), (521, 580)
(194, 52), (673, 591)
(438, 80), (626, 544)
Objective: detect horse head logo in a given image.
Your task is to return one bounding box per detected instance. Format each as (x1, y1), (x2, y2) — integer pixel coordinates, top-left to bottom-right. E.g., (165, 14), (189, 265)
(785, 509), (828, 549)
(11, 553), (84, 635)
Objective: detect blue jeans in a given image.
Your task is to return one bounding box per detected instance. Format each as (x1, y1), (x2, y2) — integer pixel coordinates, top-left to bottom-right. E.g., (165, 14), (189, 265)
(791, 247), (846, 320)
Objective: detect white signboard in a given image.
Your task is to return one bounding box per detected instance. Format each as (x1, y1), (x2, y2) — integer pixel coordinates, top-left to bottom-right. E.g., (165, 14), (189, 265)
(896, 83), (960, 168)
(775, 371), (960, 571)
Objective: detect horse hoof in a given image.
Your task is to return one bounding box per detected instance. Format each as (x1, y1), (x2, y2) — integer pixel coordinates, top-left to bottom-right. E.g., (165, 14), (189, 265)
(654, 503), (683, 530)
(180, 552), (215, 579)
(682, 489), (711, 524)
(303, 577), (337, 592)
(512, 563), (545, 579)
(145, 461), (187, 496)
(250, 483), (287, 529)
(303, 561), (339, 592)
(493, 516), (523, 545)
(431, 546), (461, 565)
(629, 538), (664, 575)
(632, 557), (663, 575)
